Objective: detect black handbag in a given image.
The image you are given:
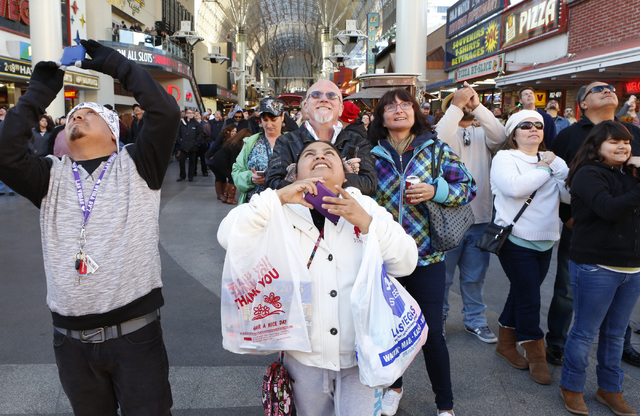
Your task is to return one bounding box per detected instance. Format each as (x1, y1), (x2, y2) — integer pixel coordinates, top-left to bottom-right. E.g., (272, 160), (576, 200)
(475, 190), (537, 254)
(424, 140), (475, 252)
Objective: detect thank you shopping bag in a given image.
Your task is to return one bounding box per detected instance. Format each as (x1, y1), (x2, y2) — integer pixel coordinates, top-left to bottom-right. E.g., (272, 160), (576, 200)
(351, 228), (428, 387)
(220, 200), (311, 355)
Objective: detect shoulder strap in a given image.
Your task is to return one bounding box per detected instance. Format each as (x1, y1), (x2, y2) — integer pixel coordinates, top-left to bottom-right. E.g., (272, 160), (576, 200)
(510, 153), (542, 225)
(430, 139), (443, 179)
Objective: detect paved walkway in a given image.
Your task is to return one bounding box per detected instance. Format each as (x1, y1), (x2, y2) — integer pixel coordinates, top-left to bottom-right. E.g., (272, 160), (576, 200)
(0, 162), (639, 415)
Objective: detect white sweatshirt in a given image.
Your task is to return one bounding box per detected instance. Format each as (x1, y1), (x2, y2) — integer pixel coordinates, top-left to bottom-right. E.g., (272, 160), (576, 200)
(490, 149), (570, 241)
(436, 103), (506, 223)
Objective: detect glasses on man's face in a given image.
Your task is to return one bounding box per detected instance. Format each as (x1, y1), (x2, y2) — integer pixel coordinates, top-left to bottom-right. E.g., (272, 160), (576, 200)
(516, 121), (544, 130)
(463, 130), (470, 146)
(384, 101), (413, 113)
(584, 84), (616, 100)
(308, 90), (341, 101)
(234, 115), (242, 119)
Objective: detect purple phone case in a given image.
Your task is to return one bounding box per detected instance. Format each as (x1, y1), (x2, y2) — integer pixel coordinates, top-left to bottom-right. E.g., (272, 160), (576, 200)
(60, 45), (86, 66)
(304, 182), (340, 225)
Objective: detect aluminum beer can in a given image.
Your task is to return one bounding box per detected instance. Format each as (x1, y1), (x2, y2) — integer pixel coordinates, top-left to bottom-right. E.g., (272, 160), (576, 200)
(405, 175), (420, 204)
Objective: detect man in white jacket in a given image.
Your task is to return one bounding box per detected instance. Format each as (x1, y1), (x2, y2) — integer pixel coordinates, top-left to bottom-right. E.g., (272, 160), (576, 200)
(436, 82), (507, 343)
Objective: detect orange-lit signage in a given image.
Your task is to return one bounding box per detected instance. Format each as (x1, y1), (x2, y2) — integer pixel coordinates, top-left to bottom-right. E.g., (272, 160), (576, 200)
(167, 85), (180, 101)
(64, 90), (78, 99)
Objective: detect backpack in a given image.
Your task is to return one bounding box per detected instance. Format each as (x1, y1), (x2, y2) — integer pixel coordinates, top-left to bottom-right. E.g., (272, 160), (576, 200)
(261, 355), (295, 416)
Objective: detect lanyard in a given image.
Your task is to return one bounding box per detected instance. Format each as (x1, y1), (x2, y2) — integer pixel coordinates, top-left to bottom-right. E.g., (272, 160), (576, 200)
(72, 153), (116, 231)
(307, 228), (324, 269)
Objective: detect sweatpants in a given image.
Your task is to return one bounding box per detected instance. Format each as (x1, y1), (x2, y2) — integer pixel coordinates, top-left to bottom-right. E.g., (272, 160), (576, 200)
(284, 353), (383, 416)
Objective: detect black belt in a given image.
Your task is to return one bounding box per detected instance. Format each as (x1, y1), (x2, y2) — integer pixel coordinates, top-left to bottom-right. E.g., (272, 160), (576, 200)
(54, 310), (159, 343)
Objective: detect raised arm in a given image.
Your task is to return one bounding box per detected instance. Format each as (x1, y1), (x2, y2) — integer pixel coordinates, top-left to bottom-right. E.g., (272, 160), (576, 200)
(0, 62), (63, 207)
(79, 40), (181, 190)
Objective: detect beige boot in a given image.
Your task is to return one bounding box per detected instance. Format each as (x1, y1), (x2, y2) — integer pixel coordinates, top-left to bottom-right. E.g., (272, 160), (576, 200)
(560, 386), (589, 415)
(521, 339), (552, 385)
(495, 325), (528, 370)
(595, 388), (636, 416)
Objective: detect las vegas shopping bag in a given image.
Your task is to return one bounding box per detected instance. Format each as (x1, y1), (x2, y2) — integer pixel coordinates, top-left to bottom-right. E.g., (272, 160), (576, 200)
(350, 226), (428, 387)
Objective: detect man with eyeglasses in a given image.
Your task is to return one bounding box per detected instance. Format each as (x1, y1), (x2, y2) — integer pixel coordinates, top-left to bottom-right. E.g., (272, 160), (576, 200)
(545, 99), (571, 134)
(265, 80), (376, 195)
(547, 81), (640, 369)
(519, 86), (557, 147)
(564, 108), (577, 124)
(436, 82), (507, 344)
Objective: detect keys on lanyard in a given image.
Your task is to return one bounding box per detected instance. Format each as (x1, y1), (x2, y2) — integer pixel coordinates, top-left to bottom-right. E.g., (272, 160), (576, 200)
(71, 154), (114, 285)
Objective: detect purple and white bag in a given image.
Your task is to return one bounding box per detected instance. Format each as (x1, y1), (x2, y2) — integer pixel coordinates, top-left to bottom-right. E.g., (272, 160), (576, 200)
(350, 226), (428, 388)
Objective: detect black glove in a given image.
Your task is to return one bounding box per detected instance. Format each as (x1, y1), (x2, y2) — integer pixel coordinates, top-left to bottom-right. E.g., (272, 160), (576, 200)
(30, 61), (64, 93)
(79, 39), (116, 72)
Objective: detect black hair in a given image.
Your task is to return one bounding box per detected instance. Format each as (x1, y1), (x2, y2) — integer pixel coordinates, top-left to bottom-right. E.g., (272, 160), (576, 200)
(295, 140), (344, 175)
(566, 120), (634, 186)
(368, 88), (430, 146)
(132, 103), (140, 110)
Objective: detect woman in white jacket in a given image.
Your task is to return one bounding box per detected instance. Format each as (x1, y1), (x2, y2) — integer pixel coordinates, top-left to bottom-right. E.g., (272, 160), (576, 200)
(490, 110), (570, 386)
(218, 141), (418, 415)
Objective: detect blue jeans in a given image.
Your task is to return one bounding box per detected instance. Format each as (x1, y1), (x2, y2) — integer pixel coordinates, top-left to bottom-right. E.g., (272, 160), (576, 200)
(390, 261), (453, 411)
(561, 262), (640, 393)
(546, 225), (573, 347)
(443, 223), (491, 328)
(498, 239), (552, 342)
(53, 319), (172, 415)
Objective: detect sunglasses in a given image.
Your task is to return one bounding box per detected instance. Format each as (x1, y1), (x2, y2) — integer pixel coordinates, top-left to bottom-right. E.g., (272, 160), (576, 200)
(308, 90), (341, 101)
(384, 101), (413, 113)
(516, 121), (544, 130)
(583, 84), (616, 100)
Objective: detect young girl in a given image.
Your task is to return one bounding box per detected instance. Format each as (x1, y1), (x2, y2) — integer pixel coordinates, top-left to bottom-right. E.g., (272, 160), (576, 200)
(560, 121), (640, 416)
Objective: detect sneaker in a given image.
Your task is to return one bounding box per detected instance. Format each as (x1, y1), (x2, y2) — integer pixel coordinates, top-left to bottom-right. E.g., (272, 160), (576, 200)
(437, 411), (455, 416)
(465, 325), (498, 343)
(381, 388), (403, 416)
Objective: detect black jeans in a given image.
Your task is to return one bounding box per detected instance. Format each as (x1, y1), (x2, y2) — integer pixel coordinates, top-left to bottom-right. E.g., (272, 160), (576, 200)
(178, 150), (197, 180)
(498, 239), (552, 342)
(53, 319), (172, 416)
(390, 261), (453, 411)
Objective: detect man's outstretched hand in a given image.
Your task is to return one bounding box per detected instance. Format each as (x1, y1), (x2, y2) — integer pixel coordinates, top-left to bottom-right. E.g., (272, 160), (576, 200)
(78, 39), (116, 72)
(30, 61), (64, 93)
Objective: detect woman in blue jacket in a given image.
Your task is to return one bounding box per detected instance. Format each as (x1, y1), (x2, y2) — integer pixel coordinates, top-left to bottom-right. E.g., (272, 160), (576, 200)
(560, 121), (640, 416)
(368, 88), (476, 416)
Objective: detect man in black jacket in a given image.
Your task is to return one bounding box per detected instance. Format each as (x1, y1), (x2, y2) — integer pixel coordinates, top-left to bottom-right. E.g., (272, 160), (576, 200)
(0, 40), (179, 415)
(547, 81), (640, 367)
(176, 108), (204, 182)
(265, 80), (376, 195)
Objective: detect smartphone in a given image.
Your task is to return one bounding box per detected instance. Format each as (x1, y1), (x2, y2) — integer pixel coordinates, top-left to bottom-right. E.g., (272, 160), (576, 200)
(346, 145), (358, 160)
(60, 45), (86, 66)
(256, 171), (265, 177)
(304, 182), (340, 225)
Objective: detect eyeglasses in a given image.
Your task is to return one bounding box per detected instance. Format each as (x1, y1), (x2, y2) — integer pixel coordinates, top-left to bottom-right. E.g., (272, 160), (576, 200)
(234, 115), (243, 119)
(516, 121), (544, 130)
(308, 90), (341, 101)
(384, 101), (413, 113)
(463, 130), (470, 146)
(583, 84), (616, 100)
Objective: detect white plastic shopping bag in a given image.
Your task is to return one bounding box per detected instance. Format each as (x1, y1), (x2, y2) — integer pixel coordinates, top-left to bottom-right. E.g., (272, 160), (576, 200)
(351, 228), (428, 387)
(220, 198), (312, 355)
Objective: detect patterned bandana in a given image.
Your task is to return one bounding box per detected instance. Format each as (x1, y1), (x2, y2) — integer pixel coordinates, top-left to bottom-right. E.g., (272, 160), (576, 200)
(67, 102), (121, 144)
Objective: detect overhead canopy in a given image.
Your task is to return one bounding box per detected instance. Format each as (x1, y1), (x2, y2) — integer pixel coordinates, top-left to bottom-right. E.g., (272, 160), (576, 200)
(344, 87), (390, 100)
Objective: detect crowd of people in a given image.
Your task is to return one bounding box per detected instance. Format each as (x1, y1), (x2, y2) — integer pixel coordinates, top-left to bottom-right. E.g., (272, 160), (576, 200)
(0, 40), (639, 416)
